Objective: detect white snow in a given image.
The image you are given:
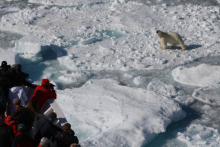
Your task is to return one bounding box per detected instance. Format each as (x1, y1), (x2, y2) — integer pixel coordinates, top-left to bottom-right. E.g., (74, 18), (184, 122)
(147, 79), (194, 106)
(172, 64), (220, 87)
(133, 76), (147, 85)
(0, 0), (220, 146)
(175, 124), (220, 147)
(0, 2), (219, 70)
(14, 35), (42, 54)
(56, 79), (186, 146)
(192, 85), (220, 106)
(58, 70), (91, 84)
(28, 0), (107, 6)
(0, 48), (20, 65)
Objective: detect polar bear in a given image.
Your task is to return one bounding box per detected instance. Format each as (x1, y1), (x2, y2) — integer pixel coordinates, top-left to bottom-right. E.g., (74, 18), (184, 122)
(156, 30), (186, 51)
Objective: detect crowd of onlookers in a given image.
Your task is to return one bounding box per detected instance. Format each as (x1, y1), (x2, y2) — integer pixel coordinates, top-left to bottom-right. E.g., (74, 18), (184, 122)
(0, 61), (80, 147)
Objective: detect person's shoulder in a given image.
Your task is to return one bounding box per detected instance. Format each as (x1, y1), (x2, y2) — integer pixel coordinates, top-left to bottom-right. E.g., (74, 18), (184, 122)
(55, 132), (62, 138)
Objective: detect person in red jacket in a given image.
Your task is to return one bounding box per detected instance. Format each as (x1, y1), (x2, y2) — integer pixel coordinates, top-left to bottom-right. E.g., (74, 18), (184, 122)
(12, 123), (34, 147)
(29, 79), (56, 111)
(5, 115), (18, 135)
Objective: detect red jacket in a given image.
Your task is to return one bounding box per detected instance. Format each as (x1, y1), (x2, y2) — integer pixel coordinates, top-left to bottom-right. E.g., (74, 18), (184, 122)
(29, 79), (56, 111)
(5, 115), (18, 135)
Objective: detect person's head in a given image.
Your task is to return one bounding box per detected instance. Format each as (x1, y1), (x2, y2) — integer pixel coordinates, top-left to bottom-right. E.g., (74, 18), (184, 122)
(1, 61), (7, 70)
(0, 115), (5, 125)
(41, 79), (50, 89)
(70, 143), (78, 147)
(48, 112), (57, 122)
(18, 123), (26, 132)
(39, 137), (50, 147)
(13, 98), (21, 106)
(63, 123), (71, 132)
(11, 64), (17, 69)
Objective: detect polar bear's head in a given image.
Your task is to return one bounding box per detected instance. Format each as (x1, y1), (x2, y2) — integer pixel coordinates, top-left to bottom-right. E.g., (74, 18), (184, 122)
(156, 30), (164, 38)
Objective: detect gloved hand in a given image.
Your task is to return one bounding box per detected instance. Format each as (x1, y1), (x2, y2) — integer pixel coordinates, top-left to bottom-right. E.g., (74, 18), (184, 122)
(50, 83), (55, 90)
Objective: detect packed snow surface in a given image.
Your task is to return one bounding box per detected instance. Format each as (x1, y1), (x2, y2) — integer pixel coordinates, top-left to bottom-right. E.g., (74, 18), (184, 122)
(175, 124), (220, 147)
(56, 79), (186, 146)
(0, 0), (220, 146)
(0, 2), (220, 70)
(172, 64), (220, 87)
(0, 48), (20, 65)
(193, 85), (220, 106)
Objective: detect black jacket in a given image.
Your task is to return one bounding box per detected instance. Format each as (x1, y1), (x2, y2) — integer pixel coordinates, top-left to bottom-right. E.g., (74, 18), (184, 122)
(0, 123), (14, 147)
(0, 88), (7, 114)
(34, 119), (62, 145)
(54, 131), (79, 147)
(12, 132), (34, 147)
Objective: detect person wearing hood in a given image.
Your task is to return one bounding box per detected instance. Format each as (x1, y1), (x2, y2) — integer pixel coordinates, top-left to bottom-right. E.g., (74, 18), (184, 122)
(29, 79), (56, 111)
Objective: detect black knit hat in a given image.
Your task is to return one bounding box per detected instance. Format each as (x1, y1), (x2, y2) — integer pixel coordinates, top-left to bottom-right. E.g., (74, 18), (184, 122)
(1, 61), (7, 68)
(18, 123), (26, 131)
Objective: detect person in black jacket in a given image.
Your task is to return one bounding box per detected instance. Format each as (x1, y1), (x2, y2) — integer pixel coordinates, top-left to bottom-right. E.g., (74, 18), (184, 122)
(0, 61), (11, 114)
(54, 123), (79, 147)
(0, 88), (7, 115)
(12, 106), (35, 133)
(34, 112), (62, 146)
(0, 114), (14, 147)
(8, 64), (36, 89)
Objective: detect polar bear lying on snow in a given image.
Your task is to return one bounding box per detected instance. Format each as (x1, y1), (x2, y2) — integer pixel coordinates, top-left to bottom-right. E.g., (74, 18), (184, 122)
(156, 30), (186, 51)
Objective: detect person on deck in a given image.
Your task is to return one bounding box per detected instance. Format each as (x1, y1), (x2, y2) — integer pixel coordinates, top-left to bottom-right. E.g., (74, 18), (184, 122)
(0, 61), (11, 114)
(54, 123), (79, 147)
(8, 86), (28, 115)
(5, 115), (18, 135)
(38, 137), (50, 147)
(0, 114), (14, 147)
(29, 79), (56, 111)
(12, 123), (34, 147)
(34, 112), (62, 146)
(8, 64), (36, 89)
(13, 98), (24, 112)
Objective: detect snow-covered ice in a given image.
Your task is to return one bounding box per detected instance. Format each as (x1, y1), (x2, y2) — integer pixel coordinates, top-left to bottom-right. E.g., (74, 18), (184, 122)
(175, 124), (220, 147)
(56, 79), (186, 146)
(192, 85), (220, 106)
(0, 2), (219, 70)
(0, 0), (220, 146)
(147, 79), (194, 106)
(0, 48), (20, 65)
(172, 64), (220, 87)
(14, 35), (42, 54)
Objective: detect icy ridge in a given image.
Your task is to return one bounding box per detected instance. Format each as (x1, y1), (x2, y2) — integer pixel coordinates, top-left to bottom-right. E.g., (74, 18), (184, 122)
(56, 79), (186, 147)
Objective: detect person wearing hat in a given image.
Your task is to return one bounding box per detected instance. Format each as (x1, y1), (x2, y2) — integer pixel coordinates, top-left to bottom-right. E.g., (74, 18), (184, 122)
(12, 123), (34, 147)
(0, 61), (9, 74)
(0, 114), (14, 147)
(0, 61), (10, 115)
